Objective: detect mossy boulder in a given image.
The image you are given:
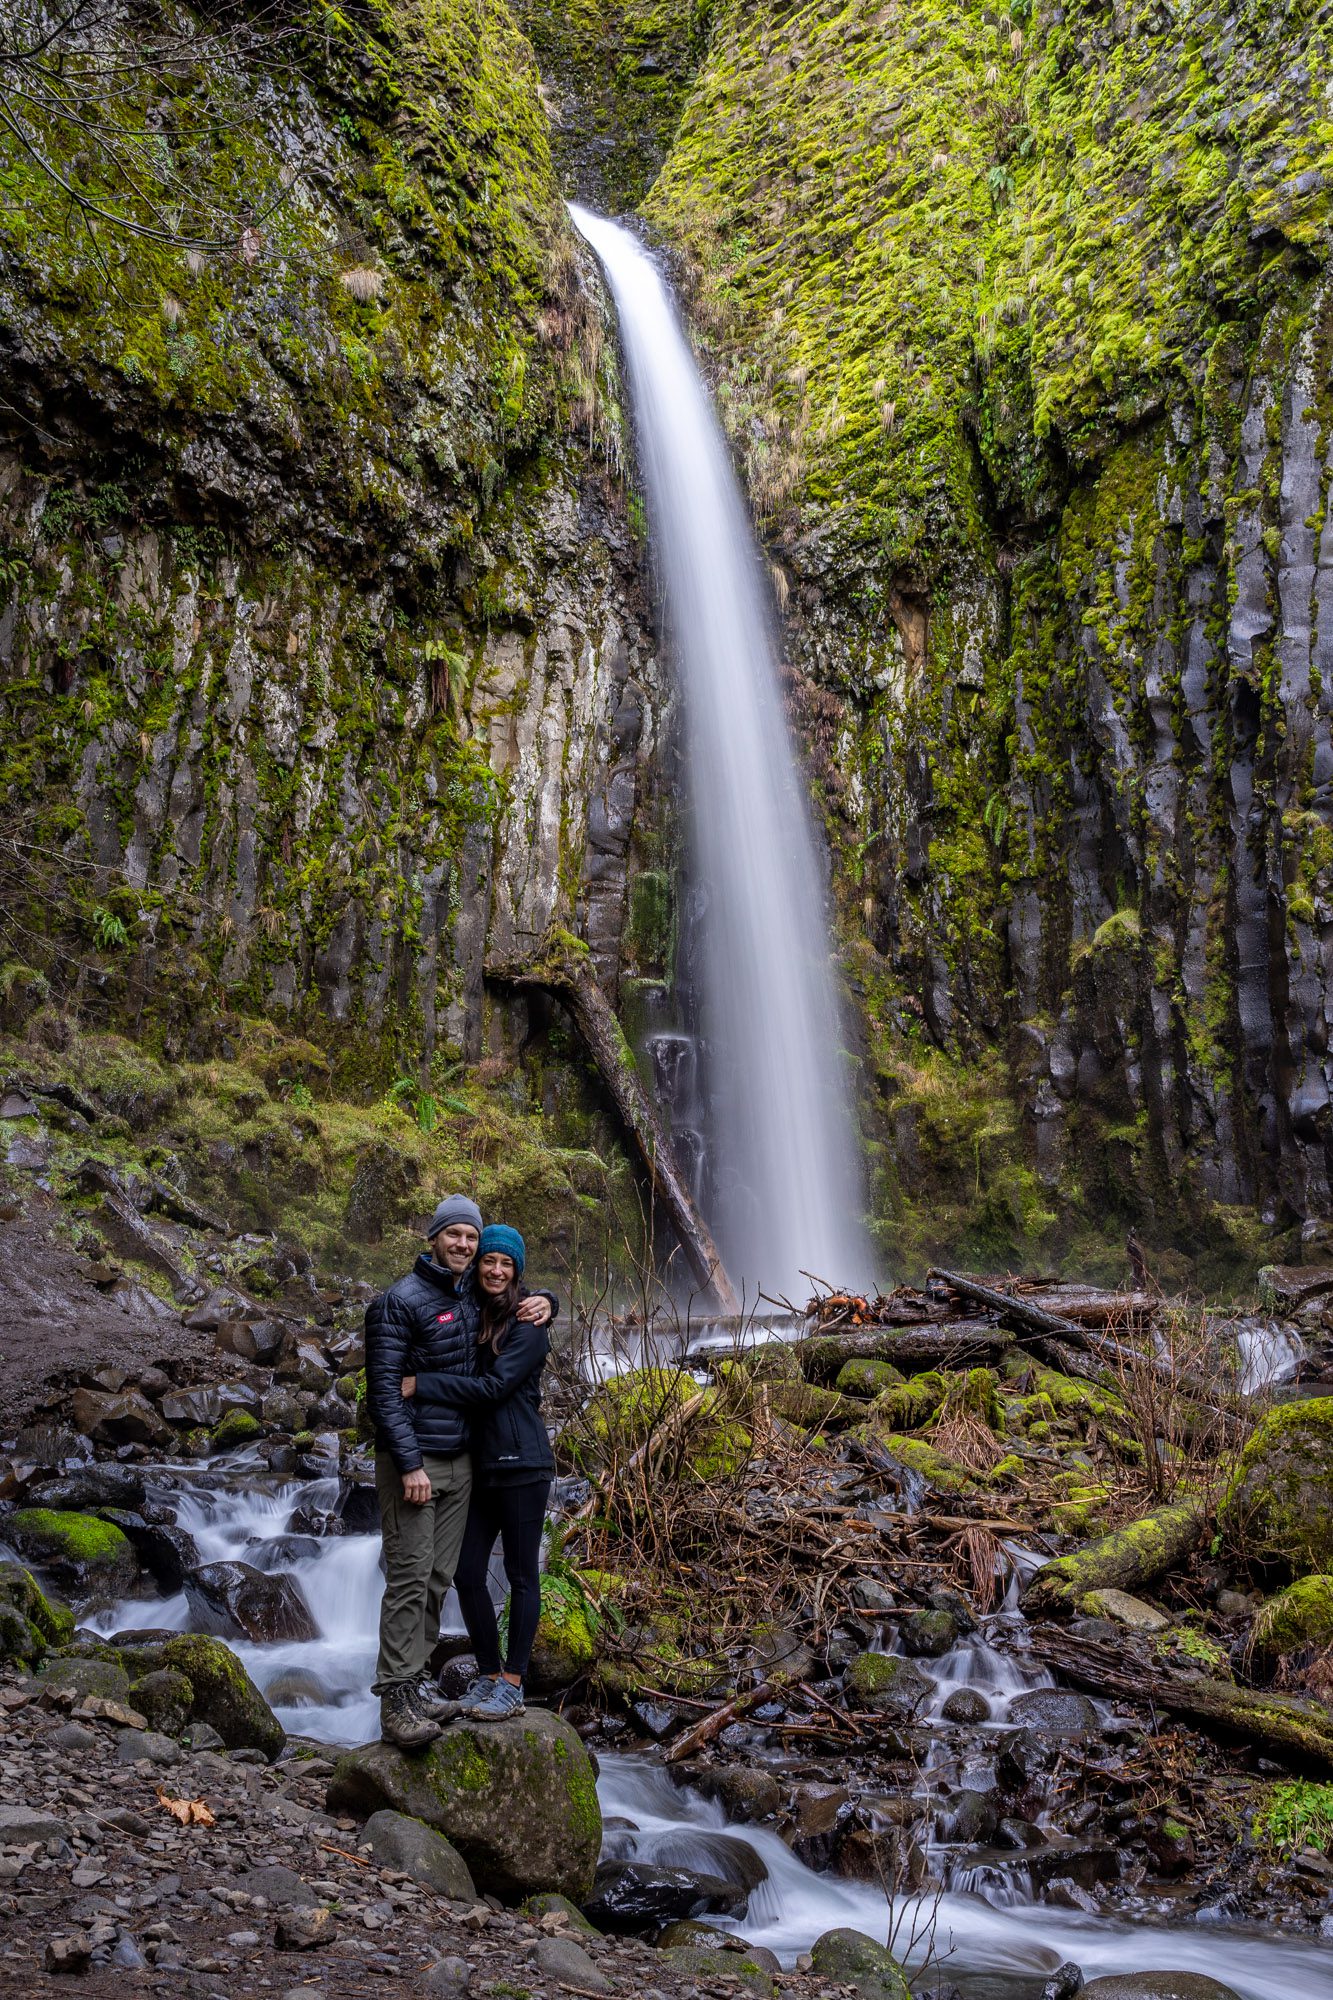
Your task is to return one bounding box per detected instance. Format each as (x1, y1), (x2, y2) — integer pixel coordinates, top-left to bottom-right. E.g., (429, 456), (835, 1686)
(569, 1368), (749, 1481)
(834, 1358), (905, 1398)
(761, 1378), (848, 1430)
(7, 1509), (138, 1604)
(1251, 1576), (1333, 1660)
(1220, 1399), (1333, 1578)
(211, 1408), (264, 1452)
(860, 1432), (979, 1496)
(35, 1655), (132, 1705)
(658, 1947), (775, 1995)
(160, 1635), (285, 1758)
(0, 1562), (73, 1652)
(520, 1572), (601, 1694)
(809, 1926), (910, 2000)
(843, 1650), (930, 1722)
(870, 1371), (948, 1432)
(326, 1708), (601, 1901)
(130, 1667), (194, 1735)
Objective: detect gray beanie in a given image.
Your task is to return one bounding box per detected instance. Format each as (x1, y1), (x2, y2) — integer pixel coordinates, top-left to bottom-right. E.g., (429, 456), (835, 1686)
(425, 1193), (483, 1240)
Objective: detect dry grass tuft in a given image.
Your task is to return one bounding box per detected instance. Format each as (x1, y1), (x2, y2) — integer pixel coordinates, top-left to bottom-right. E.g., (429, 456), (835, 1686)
(339, 265), (385, 302)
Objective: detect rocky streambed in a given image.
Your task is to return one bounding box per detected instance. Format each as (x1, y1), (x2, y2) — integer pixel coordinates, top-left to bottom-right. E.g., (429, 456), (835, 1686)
(2, 1278), (1333, 2000)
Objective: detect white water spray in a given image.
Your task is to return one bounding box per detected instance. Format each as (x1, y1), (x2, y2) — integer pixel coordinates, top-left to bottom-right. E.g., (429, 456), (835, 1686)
(570, 205), (870, 1301)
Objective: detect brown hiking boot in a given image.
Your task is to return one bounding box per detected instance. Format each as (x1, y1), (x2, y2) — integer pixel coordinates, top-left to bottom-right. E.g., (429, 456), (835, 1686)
(380, 1683), (441, 1749)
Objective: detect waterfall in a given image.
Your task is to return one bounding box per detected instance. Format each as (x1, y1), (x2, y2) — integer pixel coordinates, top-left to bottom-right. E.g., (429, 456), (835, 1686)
(571, 206), (871, 1301)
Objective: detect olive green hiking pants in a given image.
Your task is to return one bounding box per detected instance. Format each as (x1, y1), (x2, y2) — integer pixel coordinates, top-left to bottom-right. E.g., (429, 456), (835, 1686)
(374, 1449), (472, 1693)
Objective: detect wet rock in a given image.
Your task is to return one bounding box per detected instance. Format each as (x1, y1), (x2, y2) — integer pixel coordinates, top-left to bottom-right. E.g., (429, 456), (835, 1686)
(28, 1465), (146, 1511)
(274, 1905), (337, 1950)
(998, 1727), (1059, 1785)
(847, 1577), (897, 1614)
(1080, 1978), (1242, 2000)
(160, 1633), (285, 1756)
(0, 1560), (73, 1648)
(326, 1708), (600, 1900)
(361, 1809), (476, 1898)
(529, 1936), (612, 1993)
(941, 1686), (991, 1722)
(785, 1783), (851, 1869)
(7, 1508), (139, 1603)
(1250, 1574), (1333, 1657)
(335, 1480), (380, 1534)
(1008, 1688), (1100, 1734)
(1219, 1398), (1333, 1577)
(263, 1665), (337, 1706)
(938, 1788), (997, 1843)
(98, 1512), (199, 1591)
(809, 1926), (910, 2000)
(183, 1561), (317, 1643)
(834, 1824), (927, 1888)
(658, 1945), (776, 1993)
(1042, 1969), (1086, 2000)
(275, 1333), (334, 1391)
(901, 1607), (958, 1657)
(844, 1649), (930, 1721)
(688, 1764), (781, 1822)
(69, 1387), (171, 1448)
(997, 1816), (1043, 1848)
(261, 1388), (315, 1430)
(584, 1859), (746, 1928)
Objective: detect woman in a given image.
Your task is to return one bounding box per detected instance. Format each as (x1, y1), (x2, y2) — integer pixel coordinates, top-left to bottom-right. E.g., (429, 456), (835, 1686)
(403, 1223), (554, 1721)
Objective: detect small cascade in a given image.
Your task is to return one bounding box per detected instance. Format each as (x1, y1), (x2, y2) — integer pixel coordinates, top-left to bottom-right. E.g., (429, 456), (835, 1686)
(1236, 1317), (1304, 1395)
(645, 1029), (708, 1207)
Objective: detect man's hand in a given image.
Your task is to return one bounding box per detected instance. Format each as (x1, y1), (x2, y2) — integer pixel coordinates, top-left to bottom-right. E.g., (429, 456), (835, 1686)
(515, 1294), (553, 1326)
(401, 1468), (431, 1505)
(401, 1376), (417, 1399)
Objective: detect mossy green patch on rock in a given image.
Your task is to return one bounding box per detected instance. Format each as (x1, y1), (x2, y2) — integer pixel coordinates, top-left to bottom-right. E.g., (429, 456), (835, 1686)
(161, 1634), (285, 1758)
(0, 1562), (73, 1649)
(569, 1366), (750, 1480)
(7, 1509), (138, 1602)
(517, 1572), (602, 1693)
(834, 1357), (905, 1398)
(1251, 1576), (1333, 1661)
(211, 1408), (263, 1452)
(1221, 1400), (1333, 1580)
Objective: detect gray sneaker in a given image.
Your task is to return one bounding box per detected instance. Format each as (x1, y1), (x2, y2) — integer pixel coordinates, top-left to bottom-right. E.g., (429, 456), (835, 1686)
(466, 1677), (525, 1721)
(380, 1682), (441, 1749)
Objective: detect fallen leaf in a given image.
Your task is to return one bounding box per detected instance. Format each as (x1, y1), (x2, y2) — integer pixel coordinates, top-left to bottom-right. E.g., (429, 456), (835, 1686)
(155, 1787), (215, 1827)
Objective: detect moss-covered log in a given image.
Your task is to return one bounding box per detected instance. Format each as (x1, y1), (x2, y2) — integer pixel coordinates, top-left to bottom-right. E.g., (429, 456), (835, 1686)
(796, 1323), (1013, 1383)
(488, 934), (739, 1312)
(1030, 1625), (1333, 1774)
(1020, 1498), (1207, 1616)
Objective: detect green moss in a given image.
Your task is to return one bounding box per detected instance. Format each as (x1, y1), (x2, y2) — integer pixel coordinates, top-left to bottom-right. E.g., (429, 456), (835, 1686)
(160, 1634), (285, 1757)
(1220, 1399), (1333, 1579)
(1251, 1576), (1333, 1659)
(1253, 1782), (1333, 1858)
(211, 1408), (263, 1451)
(9, 1509), (132, 1567)
(834, 1357), (905, 1398)
(0, 1562), (74, 1647)
(862, 1431), (979, 1497)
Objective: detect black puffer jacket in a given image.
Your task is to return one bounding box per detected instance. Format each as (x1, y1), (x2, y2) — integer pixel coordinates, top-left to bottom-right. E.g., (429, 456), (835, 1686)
(365, 1256), (479, 1471)
(413, 1318), (555, 1481)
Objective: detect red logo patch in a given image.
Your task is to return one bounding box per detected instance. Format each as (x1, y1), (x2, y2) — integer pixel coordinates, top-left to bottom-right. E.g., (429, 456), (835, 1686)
(437, 1312), (454, 1323)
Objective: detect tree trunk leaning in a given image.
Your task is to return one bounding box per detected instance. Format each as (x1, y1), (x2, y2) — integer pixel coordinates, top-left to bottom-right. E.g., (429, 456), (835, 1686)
(486, 933), (741, 1314)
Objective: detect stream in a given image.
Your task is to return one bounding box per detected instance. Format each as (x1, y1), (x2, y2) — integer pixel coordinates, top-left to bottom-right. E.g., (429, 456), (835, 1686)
(70, 1447), (1333, 2000)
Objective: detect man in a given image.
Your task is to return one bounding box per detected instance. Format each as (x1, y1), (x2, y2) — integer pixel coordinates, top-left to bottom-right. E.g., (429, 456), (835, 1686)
(364, 1194), (554, 1748)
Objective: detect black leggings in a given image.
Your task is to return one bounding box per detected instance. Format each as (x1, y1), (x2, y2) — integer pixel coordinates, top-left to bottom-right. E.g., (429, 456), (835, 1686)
(454, 1478), (551, 1679)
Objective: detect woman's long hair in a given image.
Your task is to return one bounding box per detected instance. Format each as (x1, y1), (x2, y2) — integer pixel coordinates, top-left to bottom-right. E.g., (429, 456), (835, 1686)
(477, 1270), (522, 1350)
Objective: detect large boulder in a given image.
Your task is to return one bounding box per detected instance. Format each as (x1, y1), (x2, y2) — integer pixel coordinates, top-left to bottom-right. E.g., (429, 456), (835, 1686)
(183, 1561), (317, 1643)
(658, 1946), (775, 1995)
(69, 1388), (171, 1448)
(160, 1634), (286, 1757)
(843, 1650), (930, 1722)
(1219, 1398), (1333, 1577)
(6, 1509), (138, 1604)
(326, 1709), (601, 1901)
(0, 1562), (73, 1656)
(809, 1928), (910, 2000)
(522, 1573), (600, 1693)
(27, 1465), (145, 1512)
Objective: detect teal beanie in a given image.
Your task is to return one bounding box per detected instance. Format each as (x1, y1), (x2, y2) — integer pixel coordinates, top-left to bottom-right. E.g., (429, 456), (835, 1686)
(477, 1223), (525, 1275)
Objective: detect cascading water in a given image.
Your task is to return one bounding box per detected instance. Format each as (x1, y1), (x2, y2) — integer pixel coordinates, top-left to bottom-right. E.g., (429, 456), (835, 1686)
(570, 205), (871, 1302)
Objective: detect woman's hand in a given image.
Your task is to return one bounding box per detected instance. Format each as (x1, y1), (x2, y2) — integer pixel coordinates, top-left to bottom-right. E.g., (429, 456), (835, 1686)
(401, 1375), (417, 1398)
(515, 1295), (552, 1326)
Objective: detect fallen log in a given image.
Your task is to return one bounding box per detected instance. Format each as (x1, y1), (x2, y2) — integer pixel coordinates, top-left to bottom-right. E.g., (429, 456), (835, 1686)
(796, 1322), (1014, 1382)
(1020, 1497), (1208, 1616)
(1029, 1624), (1333, 1774)
(488, 933), (739, 1313)
(664, 1682), (773, 1763)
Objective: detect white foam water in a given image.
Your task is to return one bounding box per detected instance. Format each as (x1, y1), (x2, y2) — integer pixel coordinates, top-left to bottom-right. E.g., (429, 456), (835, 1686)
(570, 204), (871, 1303)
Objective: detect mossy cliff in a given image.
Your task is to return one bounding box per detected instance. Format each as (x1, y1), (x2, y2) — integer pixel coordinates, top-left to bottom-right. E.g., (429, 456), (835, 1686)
(635, 0), (1333, 1269)
(0, 0), (672, 1100)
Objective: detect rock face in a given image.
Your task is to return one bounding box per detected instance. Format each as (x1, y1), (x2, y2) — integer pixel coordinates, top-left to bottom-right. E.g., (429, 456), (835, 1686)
(326, 1709), (601, 1901)
(183, 1561), (318, 1644)
(1219, 1399), (1333, 1578)
(159, 1634), (286, 1758)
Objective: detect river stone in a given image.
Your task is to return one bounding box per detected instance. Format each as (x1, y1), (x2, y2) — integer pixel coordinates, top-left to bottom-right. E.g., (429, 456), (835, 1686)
(843, 1649), (930, 1720)
(160, 1634), (285, 1757)
(28, 1465), (146, 1512)
(239, 1865), (320, 1908)
(422, 1959), (472, 1998)
(530, 1936), (612, 1994)
(35, 1656), (132, 1706)
(69, 1387), (171, 1448)
(1250, 1574), (1333, 1656)
(658, 1946), (776, 1994)
(584, 1860), (747, 1928)
(128, 1669), (193, 1734)
(1079, 1588), (1170, 1631)
(0, 1803), (68, 1846)
(939, 1788), (998, 1843)
(942, 1686), (991, 1722)
(900, 1607), (958, 1657)
(809, 1927), (910, 2000)
(326, 1708), (600, 1900)
(183, 1561), (317, 1643)
(264, 1665), (337, 1707)
(1080, 1978), (1243, 2000)
(690, 1764), (781, 1822)
(1008, 1688), (1099, 1734)
(7, 1509), (139, 1603)
(520, 1892), (597, 1933)
(0, 1563), (72, 1648)
(1219, 1397), (1333, 1577)
(361, 1810), (476, 1898)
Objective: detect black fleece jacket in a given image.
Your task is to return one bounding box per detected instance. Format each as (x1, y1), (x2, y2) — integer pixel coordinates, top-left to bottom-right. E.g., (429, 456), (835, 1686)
(413, 1317), (555, 1480)
(365, 1258), (558, 1473)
